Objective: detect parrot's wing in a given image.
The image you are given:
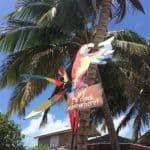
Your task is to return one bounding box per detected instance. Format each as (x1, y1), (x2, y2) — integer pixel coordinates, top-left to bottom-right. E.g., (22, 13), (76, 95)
(20, 74), (64, 87)
(89, 37), (114, 59)
(80, 57), (91, 71)
(91, 60), (107, 64)
(90, 49), (114, 64)
(89, 37), (114, 64)
(24, 89), (67, 119)
(72, 57), (90, 88)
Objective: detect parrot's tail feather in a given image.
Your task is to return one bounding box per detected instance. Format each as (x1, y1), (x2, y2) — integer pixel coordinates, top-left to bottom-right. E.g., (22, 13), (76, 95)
(20, 74), (45, 80)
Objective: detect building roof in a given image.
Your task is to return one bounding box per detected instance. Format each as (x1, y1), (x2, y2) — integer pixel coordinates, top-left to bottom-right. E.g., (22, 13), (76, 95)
(36, 126), (99, 138)
(35, 126), (71, 138)
(138, 130), (150, 146)
(88, 134), (132, 144)
(36, 127), (132, 144)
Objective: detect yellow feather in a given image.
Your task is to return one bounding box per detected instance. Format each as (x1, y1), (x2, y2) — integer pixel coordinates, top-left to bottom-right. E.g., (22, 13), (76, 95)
(25, 100), (53, 119)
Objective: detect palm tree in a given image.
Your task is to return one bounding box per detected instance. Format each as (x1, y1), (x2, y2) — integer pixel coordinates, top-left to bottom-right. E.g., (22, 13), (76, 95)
(0, 0), (145, 150)
(113, 31), (150, 142)
(70, 30), (149, 149)
(0, 0), (86, 116)
(84, 1), (145, 150)
(1, 27), (149, 148)
(90, 30), (150, 142)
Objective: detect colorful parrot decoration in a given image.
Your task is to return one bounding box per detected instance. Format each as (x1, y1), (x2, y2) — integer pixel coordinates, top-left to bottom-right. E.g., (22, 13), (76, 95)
(21, 37), (114, 143)
(21, 67), (70, 120)
(72, 37), (114, 89)
(21, 71), (80, 145)
(68, 36), (114, 140)
(21, 67), (79, 145)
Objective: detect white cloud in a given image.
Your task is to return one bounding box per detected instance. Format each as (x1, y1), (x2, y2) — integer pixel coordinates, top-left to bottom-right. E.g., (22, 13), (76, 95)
(23, 113), (148, 147)
(22, 113), (70, 147)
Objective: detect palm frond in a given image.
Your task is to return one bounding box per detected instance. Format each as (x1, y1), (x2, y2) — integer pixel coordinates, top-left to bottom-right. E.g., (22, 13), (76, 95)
(11, 0), (54, 23)
(4, 44), (70, 117)
(110, 30), (147, 44)
(9, 0), (93, 32)
(7, 19), (36, 27)
(6, 79), (48, 117)
(52, 0), (93, 32)
(6, 82), (26, 116)
(38, 7), (57, 25)
(112, 0), (127, 22)
(129, 0), (145, 13)
(116, 104), (136, 134)
(5, 47), (64, 116)
(111, 0), (144, 22)
(0, 25), (43, 52)
(0, 51), (30, 88)
(131, 96), (150, 141)
(0, 25), (67, 53)
(40, 108), (50, 127)
(113, 40), (149, 56)
(131, 107), (143, 141)
(100, 121), (107, 133)
(0, 45), (49, 88)
(90, 62), (129, 126)
(0, 42), (70, 89)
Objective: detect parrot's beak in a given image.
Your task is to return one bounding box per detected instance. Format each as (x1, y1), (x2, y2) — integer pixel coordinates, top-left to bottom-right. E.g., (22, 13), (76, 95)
(98, 37), (114, 48)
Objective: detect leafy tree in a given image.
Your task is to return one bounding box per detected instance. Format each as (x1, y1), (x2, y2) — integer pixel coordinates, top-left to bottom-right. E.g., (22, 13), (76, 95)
(0, 113), (25, 150)
(27, 145), (50, 150)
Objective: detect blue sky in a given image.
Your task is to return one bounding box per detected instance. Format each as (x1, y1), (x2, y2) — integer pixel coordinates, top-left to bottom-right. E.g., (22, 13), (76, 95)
(0, 0), (150, 147)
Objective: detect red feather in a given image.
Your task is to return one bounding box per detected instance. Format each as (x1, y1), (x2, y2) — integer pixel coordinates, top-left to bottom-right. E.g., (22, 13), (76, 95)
(69, 110), (80, 135)
(54, 80), (64, 87)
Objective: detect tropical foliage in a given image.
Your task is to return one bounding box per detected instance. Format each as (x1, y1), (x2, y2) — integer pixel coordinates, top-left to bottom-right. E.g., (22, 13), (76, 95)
(90, 30), (150, 141)
(27, 145), (50, 150)
(0, 0), (148, 145)
(0, 113), (25, 150)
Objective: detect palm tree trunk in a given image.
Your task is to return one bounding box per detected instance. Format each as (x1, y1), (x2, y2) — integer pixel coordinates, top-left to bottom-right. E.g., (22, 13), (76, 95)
(76, 68), (98, 150)
(88, 1), (120, 150)
(97, 69), (120, 150)
(76, 110), (90, 150)
(93, 0), (111, 44)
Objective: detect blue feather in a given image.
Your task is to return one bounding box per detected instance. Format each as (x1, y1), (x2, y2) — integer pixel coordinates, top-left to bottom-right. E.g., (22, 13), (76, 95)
(20, 74), (46, 80)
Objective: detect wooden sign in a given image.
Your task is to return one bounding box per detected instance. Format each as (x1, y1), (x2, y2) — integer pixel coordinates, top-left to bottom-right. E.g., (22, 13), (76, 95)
(66, 84), (103, 112)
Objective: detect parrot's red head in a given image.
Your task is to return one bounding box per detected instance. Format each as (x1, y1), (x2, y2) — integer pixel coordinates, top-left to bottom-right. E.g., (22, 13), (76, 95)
(79, 43), (94, 55)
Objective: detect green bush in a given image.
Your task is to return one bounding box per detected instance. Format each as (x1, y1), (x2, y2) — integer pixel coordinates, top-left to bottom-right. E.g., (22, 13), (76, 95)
(0, 113), (25, 150)
(27, 145), (50, 150)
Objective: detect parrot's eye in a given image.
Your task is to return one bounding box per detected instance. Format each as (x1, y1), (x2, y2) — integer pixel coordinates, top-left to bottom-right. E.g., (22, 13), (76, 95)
(88, 47), (94, 53)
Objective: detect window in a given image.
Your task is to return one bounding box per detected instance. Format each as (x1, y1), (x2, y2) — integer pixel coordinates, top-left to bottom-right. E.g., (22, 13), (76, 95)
(50, 135), (59, 148)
